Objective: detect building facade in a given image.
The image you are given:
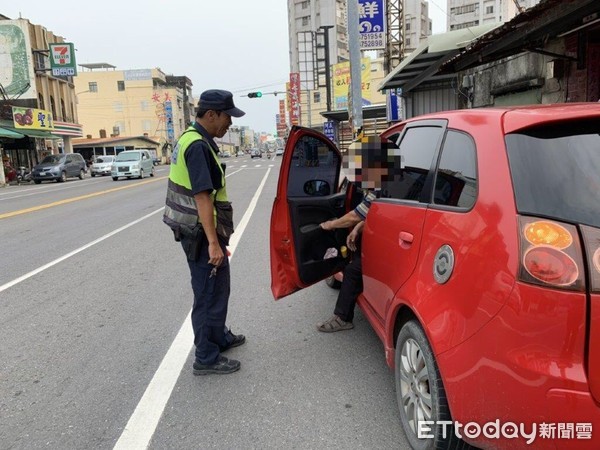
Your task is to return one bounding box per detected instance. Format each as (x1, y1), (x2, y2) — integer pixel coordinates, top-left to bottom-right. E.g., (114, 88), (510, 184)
(288, 0), (349, 90)
(0, 15), (83, 180)
(73, 65), (191, 151)
(447, 0), (540, 30)
(404, 0), (433, 53)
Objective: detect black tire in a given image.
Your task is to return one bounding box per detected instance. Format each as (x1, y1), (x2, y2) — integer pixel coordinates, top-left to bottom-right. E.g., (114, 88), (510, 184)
(112, 177), (118, 181)
(150, 167), (154, 177)
(58, 171), (67, 182)
(91, 173), (96, 177)
(34, 180), (41, 184)
(395, 320), (471, 450)
(139, 169), (144, 179)
(78, 169), (85, 180)
(325, 275), (341, 289)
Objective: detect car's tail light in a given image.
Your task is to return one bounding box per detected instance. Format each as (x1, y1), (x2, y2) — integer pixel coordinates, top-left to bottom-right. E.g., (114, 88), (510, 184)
(580, 225), (600, 293)
(518, 217), (585, 291)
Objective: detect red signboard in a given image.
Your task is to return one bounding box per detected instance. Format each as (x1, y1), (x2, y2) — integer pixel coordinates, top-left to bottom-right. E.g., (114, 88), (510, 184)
(288, 73), (301, 126)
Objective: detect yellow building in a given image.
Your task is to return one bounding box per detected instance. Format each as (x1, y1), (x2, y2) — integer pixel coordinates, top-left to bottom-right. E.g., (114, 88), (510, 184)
(73, 65), (194, 161)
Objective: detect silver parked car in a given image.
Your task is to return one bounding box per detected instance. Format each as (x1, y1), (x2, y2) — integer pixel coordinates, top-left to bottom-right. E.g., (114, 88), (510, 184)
(91, 155), (115, 177)
(32, 153), (87, 184)
(111, 150), (155, 180)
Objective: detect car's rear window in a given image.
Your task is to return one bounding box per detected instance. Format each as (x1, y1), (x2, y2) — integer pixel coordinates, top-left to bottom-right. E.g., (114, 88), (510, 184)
(506, 119), (600, 228)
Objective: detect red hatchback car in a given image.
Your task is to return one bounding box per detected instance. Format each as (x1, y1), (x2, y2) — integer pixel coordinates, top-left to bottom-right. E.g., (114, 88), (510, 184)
(270, 104), (600, 449)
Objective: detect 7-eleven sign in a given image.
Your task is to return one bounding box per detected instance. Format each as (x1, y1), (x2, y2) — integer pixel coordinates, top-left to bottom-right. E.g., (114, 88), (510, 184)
(49, 43), (77, 76)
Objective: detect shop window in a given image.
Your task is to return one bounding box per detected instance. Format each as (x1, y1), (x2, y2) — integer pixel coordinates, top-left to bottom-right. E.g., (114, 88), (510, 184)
(89, 82), (98, 92)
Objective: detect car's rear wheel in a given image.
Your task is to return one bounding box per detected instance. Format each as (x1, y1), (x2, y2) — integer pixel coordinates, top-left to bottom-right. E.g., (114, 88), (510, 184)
(325, 275), (341, 289)
(139, 169), (144, 179)
(91, 173), (96, 177)
(78, 169), (85, 180)
(34, 180), (41, 184)
(396, 320), (470, 450)
(112, 177), (118, 181)
(150, 167), (155, 177)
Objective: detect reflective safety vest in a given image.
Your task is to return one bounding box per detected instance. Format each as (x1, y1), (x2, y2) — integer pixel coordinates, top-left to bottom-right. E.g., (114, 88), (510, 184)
(163, 126), (228, 233)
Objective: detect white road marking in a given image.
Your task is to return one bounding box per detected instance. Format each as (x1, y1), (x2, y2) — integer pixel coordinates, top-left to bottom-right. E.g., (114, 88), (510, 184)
(0, 208), (164, 293)
(113, 168), (272, 450)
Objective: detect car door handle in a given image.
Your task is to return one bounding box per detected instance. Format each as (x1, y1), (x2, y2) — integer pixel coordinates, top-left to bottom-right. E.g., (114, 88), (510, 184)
(399, 231), (414, 247)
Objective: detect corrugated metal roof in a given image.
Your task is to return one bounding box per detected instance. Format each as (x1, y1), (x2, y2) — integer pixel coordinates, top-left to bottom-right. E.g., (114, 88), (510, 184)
(72, 136), (160, 147)
(442, 0), (600, 72)
(379, 23), (502, 92)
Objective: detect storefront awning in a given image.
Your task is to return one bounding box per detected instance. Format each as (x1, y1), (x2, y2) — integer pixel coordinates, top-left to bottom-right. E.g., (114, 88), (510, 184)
(0, 125), (62, 140)
(0, 127), (25, 139)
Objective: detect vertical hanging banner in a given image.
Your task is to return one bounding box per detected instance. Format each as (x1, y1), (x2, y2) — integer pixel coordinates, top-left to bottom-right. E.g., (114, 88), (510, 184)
(288, 73), (301, 126)
(358, 0), (386, 50)
(49, 43), (77, 76)
(165, 100), (174, 142)
(277, 100), (287, 136)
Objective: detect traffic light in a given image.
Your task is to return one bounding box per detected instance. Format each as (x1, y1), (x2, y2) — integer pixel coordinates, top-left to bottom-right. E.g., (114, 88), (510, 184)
(247, 92), (263, 98)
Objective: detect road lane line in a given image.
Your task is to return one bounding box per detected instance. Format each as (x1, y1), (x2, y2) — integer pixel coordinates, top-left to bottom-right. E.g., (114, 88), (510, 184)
(0, 179), (106, 199)
(0, 207), (165, 293)
(0, 176), (168, 220)
(114, 168), (272, 450)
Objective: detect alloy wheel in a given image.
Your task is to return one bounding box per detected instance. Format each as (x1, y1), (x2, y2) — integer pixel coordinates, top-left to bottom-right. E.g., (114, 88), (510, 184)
(399, 337), (432, 435)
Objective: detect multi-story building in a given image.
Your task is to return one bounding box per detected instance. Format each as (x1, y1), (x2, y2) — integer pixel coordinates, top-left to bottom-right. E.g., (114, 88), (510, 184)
(0, 15), (83, 175)
(447, 0), (541, 30)
(73, 65), (192, 147)
(288, 0), (349, 91)
(404, 0), (433, 53)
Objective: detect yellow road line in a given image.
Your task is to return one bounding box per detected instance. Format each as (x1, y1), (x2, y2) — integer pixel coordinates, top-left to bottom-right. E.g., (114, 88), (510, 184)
(0, 175), (168, 220)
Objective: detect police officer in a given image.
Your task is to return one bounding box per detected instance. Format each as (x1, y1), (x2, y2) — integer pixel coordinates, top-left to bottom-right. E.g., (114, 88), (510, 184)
(164, 89), (246, 375)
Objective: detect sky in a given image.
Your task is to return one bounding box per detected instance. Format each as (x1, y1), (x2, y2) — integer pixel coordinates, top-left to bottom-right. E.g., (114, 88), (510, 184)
(2, 0), (448, 134)
(2, 0), (290, 134)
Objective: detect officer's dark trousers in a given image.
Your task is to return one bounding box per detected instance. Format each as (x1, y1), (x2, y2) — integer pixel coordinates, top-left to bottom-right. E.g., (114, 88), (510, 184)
(181, 235), (231, 365)
(334, 250), (362, 323)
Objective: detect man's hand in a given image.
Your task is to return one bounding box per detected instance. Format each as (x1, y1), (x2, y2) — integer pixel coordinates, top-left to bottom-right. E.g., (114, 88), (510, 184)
(208, 241), (225, 267)
(346, 221), (365, 252)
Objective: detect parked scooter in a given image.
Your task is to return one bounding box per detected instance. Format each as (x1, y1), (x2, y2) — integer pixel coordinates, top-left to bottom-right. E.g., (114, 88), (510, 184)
(16, 166), (33, 184)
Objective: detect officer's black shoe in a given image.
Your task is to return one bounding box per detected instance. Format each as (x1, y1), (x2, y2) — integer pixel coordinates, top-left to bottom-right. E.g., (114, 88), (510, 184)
(220, 332), (246, 352)
(193, 356), (240, 375)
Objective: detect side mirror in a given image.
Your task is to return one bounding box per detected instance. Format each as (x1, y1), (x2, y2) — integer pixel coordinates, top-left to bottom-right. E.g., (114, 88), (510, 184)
(304, 180), (331, 196)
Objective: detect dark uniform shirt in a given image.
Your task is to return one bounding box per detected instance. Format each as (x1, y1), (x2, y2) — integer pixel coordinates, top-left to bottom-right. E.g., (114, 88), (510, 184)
(184, 122), (224, 195)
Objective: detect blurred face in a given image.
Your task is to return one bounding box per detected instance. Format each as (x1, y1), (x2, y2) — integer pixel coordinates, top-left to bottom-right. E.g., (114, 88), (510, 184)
(342, 135), (401, 190)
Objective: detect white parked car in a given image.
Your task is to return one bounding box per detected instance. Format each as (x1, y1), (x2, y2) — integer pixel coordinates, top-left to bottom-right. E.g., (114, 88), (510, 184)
(91, 156), (115, 177)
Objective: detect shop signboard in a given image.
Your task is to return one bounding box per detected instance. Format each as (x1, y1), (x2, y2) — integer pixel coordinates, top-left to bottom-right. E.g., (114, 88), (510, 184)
(12, 106), (54, 130)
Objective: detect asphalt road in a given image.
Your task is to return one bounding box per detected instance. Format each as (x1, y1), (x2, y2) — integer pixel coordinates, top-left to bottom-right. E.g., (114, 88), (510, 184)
(0, 153), (409, 449)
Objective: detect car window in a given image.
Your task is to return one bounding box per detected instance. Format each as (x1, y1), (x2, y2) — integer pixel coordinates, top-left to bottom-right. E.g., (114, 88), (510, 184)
(384, 126), (443, 202)
(116, 152), (140, 161)
(433, 130), (477, 208)
(287, 135), (340, 197)
(65, 156), (72, 163)
(97, 156), (113, 163)
(41, 155), (60, 164)
(506, 119), (600, 228)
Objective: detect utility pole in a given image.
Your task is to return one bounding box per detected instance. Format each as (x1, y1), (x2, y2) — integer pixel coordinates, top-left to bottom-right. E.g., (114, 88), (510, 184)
(347, 0), (363, 136)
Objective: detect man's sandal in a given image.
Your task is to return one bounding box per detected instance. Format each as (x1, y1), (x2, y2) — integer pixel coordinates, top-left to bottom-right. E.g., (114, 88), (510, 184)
(316, 315), (354, 332)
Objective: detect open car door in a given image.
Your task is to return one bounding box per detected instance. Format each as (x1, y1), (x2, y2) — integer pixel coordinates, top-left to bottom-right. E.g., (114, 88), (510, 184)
(270, 126), (355, 299)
